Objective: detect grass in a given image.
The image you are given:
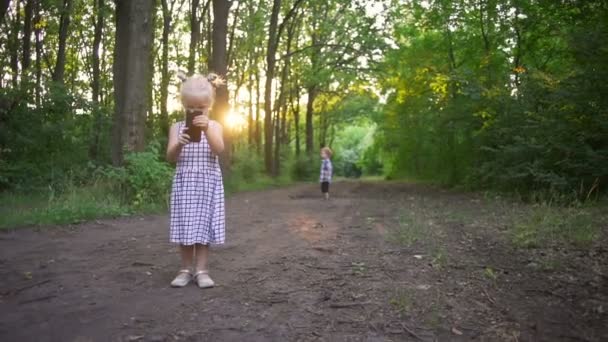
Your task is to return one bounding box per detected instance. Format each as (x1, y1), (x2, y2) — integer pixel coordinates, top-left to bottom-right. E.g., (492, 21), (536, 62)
(1, 176), (295, 230)
(389, 212), (428, 247)
(224, 173), (294, 194)
(0, 185), (130, 229)
(511, 204), (601, 248)
(390, 288), (413, 315)
(430, 247), (448, 270)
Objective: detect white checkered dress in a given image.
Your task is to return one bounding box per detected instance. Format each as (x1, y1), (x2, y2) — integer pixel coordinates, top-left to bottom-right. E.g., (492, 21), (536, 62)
(320, 159), (333, 183)
(170, 121), (225, 245)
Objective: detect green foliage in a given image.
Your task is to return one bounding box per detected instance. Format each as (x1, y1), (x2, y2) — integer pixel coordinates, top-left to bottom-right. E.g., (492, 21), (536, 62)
(225, 148), (294, 193)
(291, 154), (318, 181)
(95, 142), (173, 209)
(377, 0), (608, 200)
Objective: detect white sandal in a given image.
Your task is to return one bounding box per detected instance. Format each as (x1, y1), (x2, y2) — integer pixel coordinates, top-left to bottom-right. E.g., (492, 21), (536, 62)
(170, 269), (192, 287)
(194, 270), (215, 288)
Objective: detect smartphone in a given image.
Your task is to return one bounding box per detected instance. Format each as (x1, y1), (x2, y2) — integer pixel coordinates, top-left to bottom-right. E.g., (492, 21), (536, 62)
(186, 109), (204, 143)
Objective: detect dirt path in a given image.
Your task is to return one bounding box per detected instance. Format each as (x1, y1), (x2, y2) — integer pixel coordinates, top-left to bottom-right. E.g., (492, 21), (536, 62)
(1, 182), (606, 342)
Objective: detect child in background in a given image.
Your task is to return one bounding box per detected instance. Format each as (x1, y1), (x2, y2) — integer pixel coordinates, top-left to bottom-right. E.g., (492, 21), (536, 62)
(320, 147), (333, 200)
(165, 72), (225, 289)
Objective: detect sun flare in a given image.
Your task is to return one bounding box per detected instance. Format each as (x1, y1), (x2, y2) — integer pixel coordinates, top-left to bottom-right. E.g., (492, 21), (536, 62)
(224, 108), (247, 131)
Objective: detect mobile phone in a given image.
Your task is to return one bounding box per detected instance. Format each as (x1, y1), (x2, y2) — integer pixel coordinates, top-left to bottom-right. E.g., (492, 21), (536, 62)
(186, 109), (203, 143)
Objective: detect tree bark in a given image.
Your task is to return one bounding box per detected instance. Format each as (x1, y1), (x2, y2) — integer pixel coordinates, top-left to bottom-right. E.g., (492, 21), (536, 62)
(159, 0), (173, 138)
(188, 0), (200, 74)
(22, 0), (33, 74)
(254, 64), (261, 152)
(305, 85), (316, 154)
(52, 0), (73, 84)
(273, 100), (280, 176)
(89, 0), (104, 160)
(111, 0), (156, 165)
(291, 80), (300, 156)
(0, 0), (10, 23)
(34, 0), (42, 104)
(209, 0), (231, 174)
(247, 57), (253, 146)
(226, 0), (240, 67)
(264, 0), (280, 174)
(10, 0), (21, 87)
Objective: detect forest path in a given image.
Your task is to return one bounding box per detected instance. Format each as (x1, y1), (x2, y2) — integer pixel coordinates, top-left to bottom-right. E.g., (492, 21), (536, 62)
(1, 181), (606, 342)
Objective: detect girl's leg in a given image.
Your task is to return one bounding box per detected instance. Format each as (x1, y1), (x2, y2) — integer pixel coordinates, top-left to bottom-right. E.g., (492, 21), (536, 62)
(194, 244), (214, 288)
(179, 244), (195, 269)
(194, 244), (209, 272)
(171, 245), (195, 287)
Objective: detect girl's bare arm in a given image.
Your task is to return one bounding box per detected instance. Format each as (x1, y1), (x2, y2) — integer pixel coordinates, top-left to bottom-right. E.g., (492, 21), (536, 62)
(166, 123), (188, 163)
(206, 121), (225, 155)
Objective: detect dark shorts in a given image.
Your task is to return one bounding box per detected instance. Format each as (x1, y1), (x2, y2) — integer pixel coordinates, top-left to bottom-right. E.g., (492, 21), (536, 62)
(321, 181), (330, 193)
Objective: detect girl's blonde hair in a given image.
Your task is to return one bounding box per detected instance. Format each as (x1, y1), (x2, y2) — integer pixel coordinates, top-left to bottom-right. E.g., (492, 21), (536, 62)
(177, 71), (224, 108)
(321, 147), (333, 158)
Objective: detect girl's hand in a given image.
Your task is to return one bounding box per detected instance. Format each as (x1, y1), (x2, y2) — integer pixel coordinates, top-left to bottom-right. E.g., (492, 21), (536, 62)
(193, 114), (210, 131)
(178, 130), (191, 146)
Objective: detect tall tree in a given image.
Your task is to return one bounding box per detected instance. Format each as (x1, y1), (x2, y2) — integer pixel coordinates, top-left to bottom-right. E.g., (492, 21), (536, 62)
(89, 0), (105, 160)
(263, 0), (303, 174)
(0, 0), (10, 23)
(159, 0), (183, 138)
(209, 0), (231, 173)
(52, 0), (73, 84)
(21, 0), (33, 74)
(9, 0), (20, 86)
(33, 0), (42, 103)
(111, 0), (156, 165)
(188, 0), (200, 74)
(263, 0), (280, 174)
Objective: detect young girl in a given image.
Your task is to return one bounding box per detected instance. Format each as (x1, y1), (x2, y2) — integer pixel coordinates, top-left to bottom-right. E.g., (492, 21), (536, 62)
(320, 147), (333, 200)
(166, 73), (225, 288)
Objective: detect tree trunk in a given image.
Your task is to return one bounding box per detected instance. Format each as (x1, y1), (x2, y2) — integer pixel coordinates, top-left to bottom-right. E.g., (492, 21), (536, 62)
(111, 0), (156, 166)
(34, 0), (42, 105)
(206, 1), (212, 61)
(89, 0), (104, 160)
(91, 0), (104, 103)
(273, 103), (280, 176)
(264, 0), (280, 174)
(0, 0), (10, 23)
(305, 86), (316, 154)
(247, 57), (254, 146)
(254, 65), (261, 152)
(10, 0), (20, 87)
(196, 0), (210, 68)
(188, 0), (200, 74)
(292, 79), (300, 156)
(209, 0), (231, 175)
(226, 0), (240, 67)
(22, 0), (33, 74)
(52, 0), (72, 84)
(159, 0), (172, 138)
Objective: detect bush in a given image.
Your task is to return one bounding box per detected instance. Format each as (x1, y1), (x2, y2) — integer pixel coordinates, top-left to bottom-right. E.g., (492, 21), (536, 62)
(291, 154), (317, 181)
(95, 142), (173, 209)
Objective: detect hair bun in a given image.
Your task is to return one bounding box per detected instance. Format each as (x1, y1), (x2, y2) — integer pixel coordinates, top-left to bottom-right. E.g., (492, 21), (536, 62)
(207, 73), (225, 88)
(177, 70), (188, 82)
